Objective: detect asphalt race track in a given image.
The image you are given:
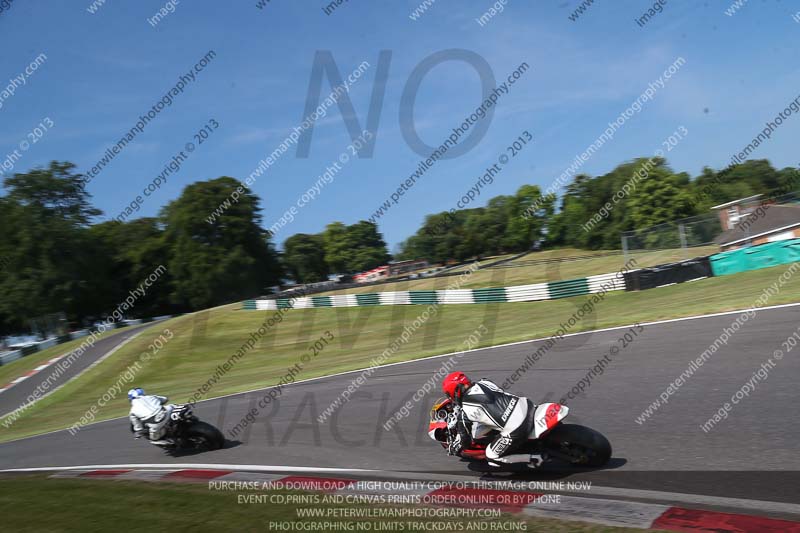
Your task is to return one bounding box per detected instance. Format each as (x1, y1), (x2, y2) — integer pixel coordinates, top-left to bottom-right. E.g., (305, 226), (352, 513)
(0, 323), (158, 418)
(2, 306), (799, 514)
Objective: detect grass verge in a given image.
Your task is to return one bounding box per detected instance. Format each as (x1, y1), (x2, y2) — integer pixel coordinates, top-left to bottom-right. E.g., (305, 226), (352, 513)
(0, 474), (662, 533)
(317, 246), (719, 295)
(1, 264), (798, 443)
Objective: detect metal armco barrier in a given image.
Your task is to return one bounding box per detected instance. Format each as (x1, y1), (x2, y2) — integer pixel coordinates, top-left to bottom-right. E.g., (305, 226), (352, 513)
(0, 315), (177, 366)
(0, 350), (23, 365)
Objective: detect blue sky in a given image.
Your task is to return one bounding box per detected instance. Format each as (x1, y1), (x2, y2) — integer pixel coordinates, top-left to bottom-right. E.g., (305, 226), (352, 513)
(1, 1), (799, 251)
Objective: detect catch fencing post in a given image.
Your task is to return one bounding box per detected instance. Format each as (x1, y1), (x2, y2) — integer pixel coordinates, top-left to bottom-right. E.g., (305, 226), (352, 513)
(678, 223), (688, 259)
(621, 233), (629, 266)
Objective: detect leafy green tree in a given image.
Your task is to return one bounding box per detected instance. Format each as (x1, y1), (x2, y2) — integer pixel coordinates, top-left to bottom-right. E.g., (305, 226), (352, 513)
(319, 221), (389, 273)
(345, 221), (390, 272)
(0, 162), (100, 332)
(454, 210), (485, 260)
(88, 218), (172, 317)
(627, 164), (695, 234)
(776, 167), (800, 196)
(692, 159), (797, 211)
(502, 185), (551, 250)
(549, 159), (695, 249)
(282, 233), (328, 283)
(322, 222), (350, 273)
(162, 177), (281, 309)
(398, 184), (550, 261)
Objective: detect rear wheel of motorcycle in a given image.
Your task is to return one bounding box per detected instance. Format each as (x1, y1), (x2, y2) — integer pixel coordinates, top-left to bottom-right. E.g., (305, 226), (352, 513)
(542, 424), (611, 467)
(185, 421), (225, 450)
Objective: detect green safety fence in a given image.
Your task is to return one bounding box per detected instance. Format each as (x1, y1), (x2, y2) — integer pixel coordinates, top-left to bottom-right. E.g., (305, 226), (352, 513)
(710, 238), (800, 276)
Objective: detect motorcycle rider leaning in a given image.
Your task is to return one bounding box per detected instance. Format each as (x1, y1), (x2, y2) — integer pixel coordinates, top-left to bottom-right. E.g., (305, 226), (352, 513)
(442, 371), (535, 466)
(128, 388), (173, 445)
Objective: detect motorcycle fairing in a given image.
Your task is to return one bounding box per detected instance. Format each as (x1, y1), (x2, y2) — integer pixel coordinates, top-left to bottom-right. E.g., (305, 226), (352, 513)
(531, 402), (568, 438)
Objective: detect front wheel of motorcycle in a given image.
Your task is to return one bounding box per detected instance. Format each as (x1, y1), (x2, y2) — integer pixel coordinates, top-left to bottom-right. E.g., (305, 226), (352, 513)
(541, 424), (611, 467)
(184, 421), (225, 450)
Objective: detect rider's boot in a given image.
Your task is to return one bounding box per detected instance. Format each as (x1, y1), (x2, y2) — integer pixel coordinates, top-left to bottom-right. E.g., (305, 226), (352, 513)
(487, 453), (533, 467)
(528, 453), (547, 468)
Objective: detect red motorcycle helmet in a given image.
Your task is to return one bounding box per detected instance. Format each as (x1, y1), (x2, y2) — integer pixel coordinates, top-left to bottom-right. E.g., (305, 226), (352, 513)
(442, 371), (472, 400)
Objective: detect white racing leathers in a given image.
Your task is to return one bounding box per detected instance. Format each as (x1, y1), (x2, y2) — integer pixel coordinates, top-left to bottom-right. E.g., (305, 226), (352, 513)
(130, 395), (173, 441)
(460, 380), (534, 464)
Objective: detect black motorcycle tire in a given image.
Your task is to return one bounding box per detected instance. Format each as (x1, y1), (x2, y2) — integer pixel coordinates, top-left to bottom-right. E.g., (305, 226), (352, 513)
(541, 423), (611, 467)
(184, 421), (225, 450)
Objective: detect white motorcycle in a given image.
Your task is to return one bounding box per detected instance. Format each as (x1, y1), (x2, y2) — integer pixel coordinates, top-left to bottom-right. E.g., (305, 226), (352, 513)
(428, 397), (612, 468)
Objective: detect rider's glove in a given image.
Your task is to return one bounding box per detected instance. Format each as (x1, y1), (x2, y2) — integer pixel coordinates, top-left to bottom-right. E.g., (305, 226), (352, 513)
(447, 406), (462, 430)
(447, 417), (472, 456)
(447, 415), (458, 431)
(448, 432), (464, 456)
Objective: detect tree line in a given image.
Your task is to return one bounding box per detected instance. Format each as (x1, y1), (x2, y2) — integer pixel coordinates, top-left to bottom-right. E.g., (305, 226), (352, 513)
(0, 162), (391, 335)
(281, 222), (390, 283)
(548, 158), (798, 249)
(397, 157), (798, 257)
(1, 157), (795, 334)
(0, 163), (274, 334)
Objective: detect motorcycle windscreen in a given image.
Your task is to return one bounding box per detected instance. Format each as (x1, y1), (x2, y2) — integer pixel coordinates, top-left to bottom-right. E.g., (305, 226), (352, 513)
(428, 397), (451, 442)
(531, 403), (569, 438)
